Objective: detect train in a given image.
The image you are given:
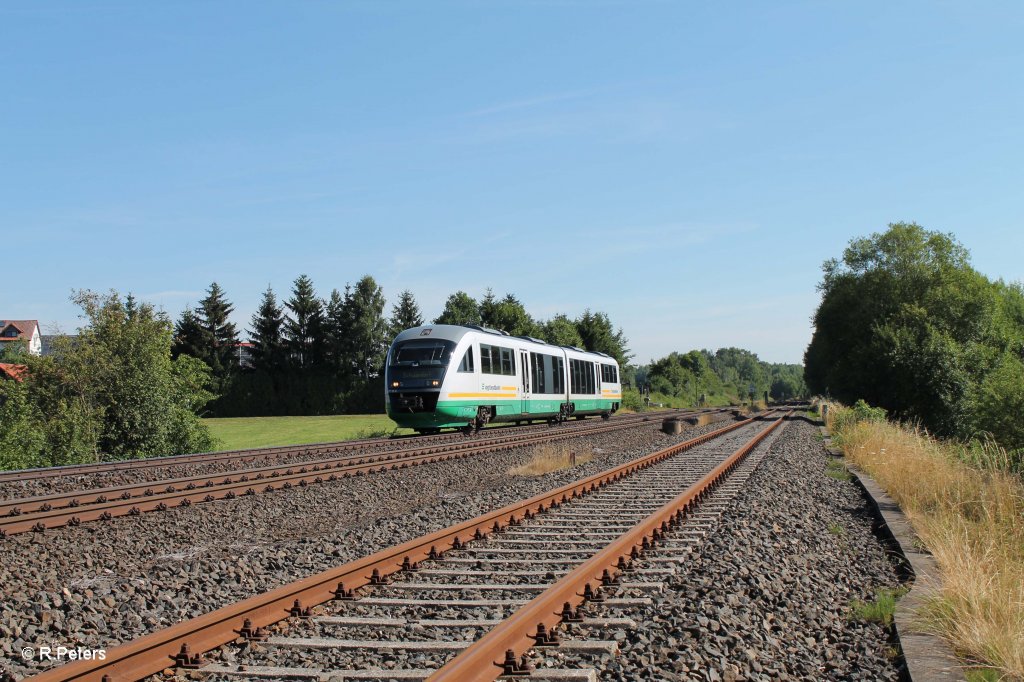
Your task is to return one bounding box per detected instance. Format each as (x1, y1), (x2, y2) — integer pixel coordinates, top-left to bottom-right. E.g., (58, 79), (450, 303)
(385, 324), (622, 433)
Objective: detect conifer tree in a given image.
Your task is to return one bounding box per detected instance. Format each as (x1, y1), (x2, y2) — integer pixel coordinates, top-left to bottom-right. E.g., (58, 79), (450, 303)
(284, 274), (325, 370)
(249, 286), (286, 372)
(172, 307), (206, 360)
(478, 288), (499, 328)
(323, 288), (349, 372)
(343, 275), (388, 381)
(389, 289), (423, 336)
(198, 282), (239, 380)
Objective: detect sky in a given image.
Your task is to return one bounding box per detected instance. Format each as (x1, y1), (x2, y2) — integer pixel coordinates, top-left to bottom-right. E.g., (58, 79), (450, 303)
(2, 2), (1022, 365)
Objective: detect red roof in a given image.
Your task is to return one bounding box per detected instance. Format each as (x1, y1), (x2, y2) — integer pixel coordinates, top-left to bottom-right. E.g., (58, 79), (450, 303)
(0, 320), (39, 342)
(0, 363), (27, 382)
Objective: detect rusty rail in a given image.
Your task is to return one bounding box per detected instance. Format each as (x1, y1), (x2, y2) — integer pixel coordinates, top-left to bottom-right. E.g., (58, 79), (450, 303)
(0, 409), (700, 484)
(429, 412), (788, 682)
(0, 410), (702, 537)
(28, 415), (766, 682)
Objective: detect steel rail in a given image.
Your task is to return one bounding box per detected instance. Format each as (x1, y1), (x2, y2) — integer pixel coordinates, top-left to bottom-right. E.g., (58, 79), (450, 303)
(0, 409), (719, 537)
(27, 414), (767, 682)
(429, 411), (788, 681)
(0, 409), (700, 484)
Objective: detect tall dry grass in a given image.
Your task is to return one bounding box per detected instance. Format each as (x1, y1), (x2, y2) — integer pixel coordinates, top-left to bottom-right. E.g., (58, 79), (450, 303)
(827, 408), (1024, 679)
(508, 443), (593, 476)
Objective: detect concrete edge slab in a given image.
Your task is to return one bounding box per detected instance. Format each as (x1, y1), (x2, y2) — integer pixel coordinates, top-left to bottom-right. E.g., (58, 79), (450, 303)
(823, 425), (966, 681)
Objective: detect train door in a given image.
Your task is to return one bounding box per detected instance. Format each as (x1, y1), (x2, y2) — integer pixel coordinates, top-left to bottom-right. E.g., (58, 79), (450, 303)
(520, 349), (530, 415)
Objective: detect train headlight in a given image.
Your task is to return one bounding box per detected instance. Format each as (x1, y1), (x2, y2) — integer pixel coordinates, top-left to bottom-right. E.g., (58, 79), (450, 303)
(391, 381), (400, 388)
(431, 380), (440, 386)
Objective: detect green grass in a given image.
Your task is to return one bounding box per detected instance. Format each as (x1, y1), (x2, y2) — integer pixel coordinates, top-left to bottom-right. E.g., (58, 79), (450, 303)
(849, 587), (909, 627)
(825, 458), (853, 481)
(203, 414), (414, 451)
(828, 521), (846, 537)
(965, 668), (1002, 682)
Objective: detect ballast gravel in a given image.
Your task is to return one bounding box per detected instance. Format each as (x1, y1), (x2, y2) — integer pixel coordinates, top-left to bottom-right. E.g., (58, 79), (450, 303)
(0, 416), (651, 500)
(0, 416), (727, 680)
(543, 418), (904, 680)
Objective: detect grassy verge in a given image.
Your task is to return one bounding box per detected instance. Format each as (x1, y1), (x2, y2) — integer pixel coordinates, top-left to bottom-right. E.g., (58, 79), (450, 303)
(508, 443), (593, 476)
(826, 404), (1024, 679)
(849, 586), (910, 627)
(203, 414), (413, 451)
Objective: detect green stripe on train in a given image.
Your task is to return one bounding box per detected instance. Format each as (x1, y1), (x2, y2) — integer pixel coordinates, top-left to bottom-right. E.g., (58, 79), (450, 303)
(387, 398), (620, 429)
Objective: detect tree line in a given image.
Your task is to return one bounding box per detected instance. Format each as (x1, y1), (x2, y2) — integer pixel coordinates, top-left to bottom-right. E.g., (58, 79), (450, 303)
(805, 222), (1024, 460)
(635, 347), (806, 406)
(171, 276), (633, 417)
(0, 291), (215, 469)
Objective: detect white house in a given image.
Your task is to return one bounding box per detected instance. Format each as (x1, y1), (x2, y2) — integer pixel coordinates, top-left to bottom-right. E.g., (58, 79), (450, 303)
(0, 319), (42, 356)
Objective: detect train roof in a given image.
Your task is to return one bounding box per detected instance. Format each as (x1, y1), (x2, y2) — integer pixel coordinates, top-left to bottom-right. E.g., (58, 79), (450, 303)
(390, 325), (618, 364)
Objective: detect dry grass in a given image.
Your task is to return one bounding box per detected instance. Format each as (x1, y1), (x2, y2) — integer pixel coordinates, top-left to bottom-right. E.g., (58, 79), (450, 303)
(827, 407), (1024, 679)
(508, 443), (594, 476)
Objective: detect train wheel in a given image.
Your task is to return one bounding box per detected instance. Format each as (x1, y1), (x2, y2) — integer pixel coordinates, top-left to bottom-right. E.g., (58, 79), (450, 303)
(462, 423), (474, 435)
(601, 411), (611, 420)
(475, 407), (491, 432)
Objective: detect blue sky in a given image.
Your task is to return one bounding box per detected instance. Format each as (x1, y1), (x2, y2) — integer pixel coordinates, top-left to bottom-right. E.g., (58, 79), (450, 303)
(2, 2), (1022, 364)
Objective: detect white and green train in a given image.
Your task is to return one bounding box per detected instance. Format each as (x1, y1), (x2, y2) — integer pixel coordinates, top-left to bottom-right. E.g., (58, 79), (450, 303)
(385, 324), (622, 434)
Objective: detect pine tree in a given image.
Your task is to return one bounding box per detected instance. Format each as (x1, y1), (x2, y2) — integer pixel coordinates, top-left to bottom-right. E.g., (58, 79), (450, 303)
(249, 286), (286, 372)
(284, 274), (325, 370)
(389, 289), (423, 336)
(323, 288), (349, 372)
(172, 307), (206, 359)
(343, 275), (389, 381)
(198, 282), (239, 380)
(576, 310), (632, 365)
(478, 288), (499, 328)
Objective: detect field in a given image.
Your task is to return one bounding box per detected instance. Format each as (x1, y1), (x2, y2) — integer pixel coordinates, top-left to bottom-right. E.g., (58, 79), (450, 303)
(204, 414), (414, 451)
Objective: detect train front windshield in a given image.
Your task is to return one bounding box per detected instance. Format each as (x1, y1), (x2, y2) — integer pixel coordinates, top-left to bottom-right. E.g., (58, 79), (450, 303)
(389, 339), (457, 366)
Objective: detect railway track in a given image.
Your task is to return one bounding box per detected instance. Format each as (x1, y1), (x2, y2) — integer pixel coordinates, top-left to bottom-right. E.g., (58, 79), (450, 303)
(30, 411), (789, 682)
(0, 409), (701, 487)
(0, 409), (724, 537)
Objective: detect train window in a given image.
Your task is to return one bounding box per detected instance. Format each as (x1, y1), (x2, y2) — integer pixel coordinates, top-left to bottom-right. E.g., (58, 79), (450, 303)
(601, 363), (618, 383)
(530, 353), (564, 393)
(458, 347), (475, 373)
(480, 344), (515, 376)
(500, 347), (515, 375)
(531, 353), (545, 393)
(390, 339), (456, 366)
(570, 358), (595, 394)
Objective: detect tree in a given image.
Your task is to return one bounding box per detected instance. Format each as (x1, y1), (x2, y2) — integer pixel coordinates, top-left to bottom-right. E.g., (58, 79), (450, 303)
(1, 290), (217, 468)
(576, 310), (631, 365)
(172, 307), (205, 360)
(804, 222), (1023, 439)
(197, 282), (239, 384)
(323, 288), (349, 373)
(248, 285), (287, 373)
(0, 372), (46, 469)
(284, 275), (325, 370)
(171, 283), (238, 390)
(540, 314), (584, 347)
(434, 291), (481, 326)
(343, 275), (389, 382)
(389, 289), (424, 336)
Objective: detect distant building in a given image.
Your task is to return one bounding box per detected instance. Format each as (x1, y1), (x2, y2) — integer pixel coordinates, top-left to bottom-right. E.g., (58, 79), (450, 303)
(0, 320), (41, 356)
(0, 362), (28, 382)
(40, 334), (79, 357)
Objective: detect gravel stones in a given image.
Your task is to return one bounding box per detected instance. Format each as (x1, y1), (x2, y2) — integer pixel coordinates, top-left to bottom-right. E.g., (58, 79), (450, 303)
(0, 418), (720, 679)
(541, 418), (904, 680)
